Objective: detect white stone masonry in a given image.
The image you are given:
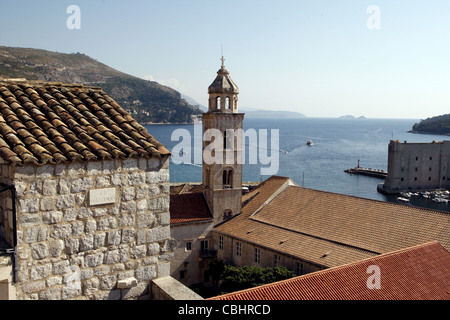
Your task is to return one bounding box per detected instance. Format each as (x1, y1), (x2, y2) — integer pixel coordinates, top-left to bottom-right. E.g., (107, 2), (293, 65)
(3, 157), (174, 300)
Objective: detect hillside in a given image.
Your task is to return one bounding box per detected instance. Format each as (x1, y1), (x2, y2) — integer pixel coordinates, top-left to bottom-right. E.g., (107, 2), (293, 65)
(411, 114), (450, 135)
(0, 46), (201, 124)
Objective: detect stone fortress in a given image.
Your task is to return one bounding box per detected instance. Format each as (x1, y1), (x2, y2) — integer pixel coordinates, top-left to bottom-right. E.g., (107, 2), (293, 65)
(378, 139), (450, 193)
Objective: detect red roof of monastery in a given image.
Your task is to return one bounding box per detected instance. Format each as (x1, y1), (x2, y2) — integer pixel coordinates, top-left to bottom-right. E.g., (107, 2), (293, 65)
(170, 192), (213, 224)
(214, 176), (450, 269)
(209, 241), (450, 300)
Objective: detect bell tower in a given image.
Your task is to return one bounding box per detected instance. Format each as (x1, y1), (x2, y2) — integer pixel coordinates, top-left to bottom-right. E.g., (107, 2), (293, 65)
(203, 57), (244, 224)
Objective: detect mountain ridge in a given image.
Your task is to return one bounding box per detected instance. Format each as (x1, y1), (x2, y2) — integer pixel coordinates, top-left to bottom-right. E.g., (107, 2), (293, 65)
(0, 46), (201, 124)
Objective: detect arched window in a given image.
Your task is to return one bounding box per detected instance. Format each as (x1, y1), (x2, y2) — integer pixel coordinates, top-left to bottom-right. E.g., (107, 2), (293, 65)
(225, 97), (230, 110)
(204, 167), (210, 185)
(223, 210), (232, 221)
(224, 130), (227, 149)
(216, 96), (221, 110)
(223, 168), (232, 189)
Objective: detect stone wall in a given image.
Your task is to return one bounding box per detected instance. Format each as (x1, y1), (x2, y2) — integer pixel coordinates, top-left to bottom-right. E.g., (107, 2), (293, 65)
(0, 156), (175, 300)
(170, 221), (214, 286)
(381, 140), (450, 193)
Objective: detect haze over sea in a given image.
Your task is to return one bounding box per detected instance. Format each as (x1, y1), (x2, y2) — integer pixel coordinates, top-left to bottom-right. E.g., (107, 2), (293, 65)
(145, 117), (450, 212)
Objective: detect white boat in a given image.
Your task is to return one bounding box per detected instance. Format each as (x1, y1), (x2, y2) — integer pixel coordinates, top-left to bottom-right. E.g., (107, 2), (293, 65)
(400, 192), (412, 198)
(397, 197), (410, 203)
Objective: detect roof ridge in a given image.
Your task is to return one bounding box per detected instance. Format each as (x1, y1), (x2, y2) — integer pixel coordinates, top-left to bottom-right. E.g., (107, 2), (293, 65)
(296, 185), (450, 217)
(247, 177), (293, 218)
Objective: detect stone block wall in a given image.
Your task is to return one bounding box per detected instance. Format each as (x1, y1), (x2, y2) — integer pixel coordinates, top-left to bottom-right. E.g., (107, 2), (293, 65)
(382, 140), (450, 192)
(0, 156), (175, 300)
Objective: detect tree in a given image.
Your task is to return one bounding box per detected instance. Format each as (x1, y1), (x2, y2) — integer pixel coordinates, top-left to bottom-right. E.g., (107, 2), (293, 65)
(219, 265), (295, 294)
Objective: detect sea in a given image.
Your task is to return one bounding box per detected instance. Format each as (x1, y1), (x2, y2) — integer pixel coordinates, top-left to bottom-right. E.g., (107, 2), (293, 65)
(145, 117), (450, 213)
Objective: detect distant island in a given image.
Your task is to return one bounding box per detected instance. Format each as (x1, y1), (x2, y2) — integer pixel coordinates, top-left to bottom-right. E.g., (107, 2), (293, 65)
(240, 109), (306, 119)
(410, 114), (450, 135)
(339, 115), (366, 119)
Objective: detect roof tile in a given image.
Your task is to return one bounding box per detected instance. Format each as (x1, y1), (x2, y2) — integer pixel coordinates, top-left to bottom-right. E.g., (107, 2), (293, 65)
(214, 176), (450, 268)
(210, 241), (450, 300)
(0, 79), (170, 165)
(170, 192), (213, 224)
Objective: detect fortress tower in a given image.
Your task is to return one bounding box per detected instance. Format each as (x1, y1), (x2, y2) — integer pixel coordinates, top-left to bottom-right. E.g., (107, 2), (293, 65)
(202, 57), (244, 224)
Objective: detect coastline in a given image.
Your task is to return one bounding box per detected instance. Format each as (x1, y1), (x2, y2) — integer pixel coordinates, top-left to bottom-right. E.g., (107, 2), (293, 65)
(408, 130), (450, 136)
(142, 121), (201, 125)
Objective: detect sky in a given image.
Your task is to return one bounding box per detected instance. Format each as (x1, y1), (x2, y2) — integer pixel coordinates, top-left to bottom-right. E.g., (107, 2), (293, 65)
(1, 0), (450, 119)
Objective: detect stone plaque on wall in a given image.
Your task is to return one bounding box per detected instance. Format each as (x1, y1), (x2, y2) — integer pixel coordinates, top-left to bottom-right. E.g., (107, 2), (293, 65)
(89, 188), (116, 206)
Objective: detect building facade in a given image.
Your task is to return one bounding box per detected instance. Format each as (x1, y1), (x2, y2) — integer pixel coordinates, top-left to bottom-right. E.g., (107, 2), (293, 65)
(378, 140), (450, 193)
(169, 189), (214, 287)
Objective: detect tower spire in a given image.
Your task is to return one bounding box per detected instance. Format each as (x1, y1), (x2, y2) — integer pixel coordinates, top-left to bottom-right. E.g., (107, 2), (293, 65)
(221, 55), (226, 69)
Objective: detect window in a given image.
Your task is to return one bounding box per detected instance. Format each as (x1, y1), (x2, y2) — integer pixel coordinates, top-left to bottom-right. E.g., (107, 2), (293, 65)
(224, 130), (228, 149)
(254, 248), (261, 264)
(223, 169), (232, 189)
(200, 240), (209, 253)
(236, 242), (242, 257)
(179, 270), (187, 280)
(295, 262), (304, 276)
(223, 210), (232, 221)
(185, 241), (192, 251)
(223, 129), (233, 150)
(430, 156), (433, 160)
(273, 254), (280, 267)
(225, 97), (230, 109)
(428, 177), (431, 181)
(216, 96), (221, 109)
(219, 236), (224, 250)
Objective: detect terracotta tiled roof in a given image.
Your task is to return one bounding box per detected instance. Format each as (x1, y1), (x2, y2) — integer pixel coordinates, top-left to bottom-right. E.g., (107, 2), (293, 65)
(0, 79), (170, 165)
(170, 183), (204, 195)
(214, 176), (450, 268)
(170, 192), (213, 224)
(210, 241), (450, 300)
